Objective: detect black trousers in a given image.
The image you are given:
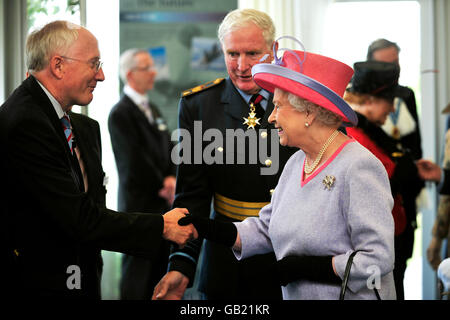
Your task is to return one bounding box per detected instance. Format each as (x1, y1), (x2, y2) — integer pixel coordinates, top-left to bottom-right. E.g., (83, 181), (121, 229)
(393, 224), (415, 300)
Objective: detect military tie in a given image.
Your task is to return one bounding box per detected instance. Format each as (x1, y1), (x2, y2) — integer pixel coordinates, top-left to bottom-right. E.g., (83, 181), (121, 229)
(61, 114), (74, 154)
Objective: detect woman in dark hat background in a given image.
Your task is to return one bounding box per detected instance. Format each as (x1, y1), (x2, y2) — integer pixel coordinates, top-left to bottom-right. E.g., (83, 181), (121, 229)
(344, 60), (423, 300)
(179, 41), (396, 300)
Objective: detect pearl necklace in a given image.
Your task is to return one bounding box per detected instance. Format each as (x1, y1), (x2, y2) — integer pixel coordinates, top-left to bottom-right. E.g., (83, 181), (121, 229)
(304, 130), (339, 174)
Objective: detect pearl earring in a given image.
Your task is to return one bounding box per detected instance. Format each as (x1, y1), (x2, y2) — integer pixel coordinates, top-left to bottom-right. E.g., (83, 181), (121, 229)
(305, 122), (310, 128)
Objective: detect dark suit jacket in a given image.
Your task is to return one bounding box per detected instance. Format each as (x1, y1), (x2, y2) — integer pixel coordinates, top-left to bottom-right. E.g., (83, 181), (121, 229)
(0, 76), (164, 299)
(69, 111), (106, 299)
(396, 85), (422, 160)
(108, 95), (175, 214)
(169, 78), (297, 299)
(395, 86), (424, 226)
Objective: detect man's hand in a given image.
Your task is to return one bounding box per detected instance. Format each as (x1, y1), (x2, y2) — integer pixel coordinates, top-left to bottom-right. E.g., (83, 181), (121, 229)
(159, 176), (176, 206)
(163, 208), (198, 248)
(416, 159), (442, 182)
(152, 271), (189, 300)
(427, 237), (443, 270)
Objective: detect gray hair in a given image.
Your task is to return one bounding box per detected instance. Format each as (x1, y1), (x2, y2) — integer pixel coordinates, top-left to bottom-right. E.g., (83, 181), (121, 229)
(286, 92), (343, 127)
(119, 48), (149, 84)
(26, 20), (80, 73)
(367, 38), (400, 60)
(218, 8), (275, 49)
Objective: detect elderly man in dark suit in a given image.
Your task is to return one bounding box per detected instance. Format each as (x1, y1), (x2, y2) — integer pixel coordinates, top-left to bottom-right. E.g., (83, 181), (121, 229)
(0, 20), (196, 299)
(108, 49), (176, 300)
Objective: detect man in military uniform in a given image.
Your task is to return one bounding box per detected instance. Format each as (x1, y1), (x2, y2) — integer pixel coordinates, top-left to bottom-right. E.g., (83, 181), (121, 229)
(152, 9), (297, 300)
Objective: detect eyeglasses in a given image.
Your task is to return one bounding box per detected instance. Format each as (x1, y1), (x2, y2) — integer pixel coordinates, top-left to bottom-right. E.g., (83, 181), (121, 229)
(61, 56), (103, 72)
(132, 65), (156, 72)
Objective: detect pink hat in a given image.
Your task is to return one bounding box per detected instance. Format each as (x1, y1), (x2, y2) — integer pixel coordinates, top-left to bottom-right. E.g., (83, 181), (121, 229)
(252, 38), (357, 126)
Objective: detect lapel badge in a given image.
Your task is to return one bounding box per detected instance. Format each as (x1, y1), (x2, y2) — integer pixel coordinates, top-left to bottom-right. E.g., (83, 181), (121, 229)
(156, 118), (167, 131)
(322, 175), (336, 190)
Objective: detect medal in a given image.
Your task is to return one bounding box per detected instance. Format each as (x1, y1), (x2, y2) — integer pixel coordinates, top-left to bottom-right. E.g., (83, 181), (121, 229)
(392, 126), (400, 140)
(390, 98), (401, 140)
(243, 101), (261, 129)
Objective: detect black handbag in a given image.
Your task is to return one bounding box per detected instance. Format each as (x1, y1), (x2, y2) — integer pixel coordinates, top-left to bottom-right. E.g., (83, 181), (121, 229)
(339, 251), (382, 300)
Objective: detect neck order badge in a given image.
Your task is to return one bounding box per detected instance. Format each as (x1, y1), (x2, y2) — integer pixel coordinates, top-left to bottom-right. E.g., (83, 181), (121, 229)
(244, 93), (264, 130)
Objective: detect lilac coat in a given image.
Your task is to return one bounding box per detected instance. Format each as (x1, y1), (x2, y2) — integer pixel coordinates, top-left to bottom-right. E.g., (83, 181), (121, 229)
(234, 140), (396, 300)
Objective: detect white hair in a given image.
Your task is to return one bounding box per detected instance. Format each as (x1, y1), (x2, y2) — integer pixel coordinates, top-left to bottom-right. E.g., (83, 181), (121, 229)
(218, 8), (275, 49)
(26, 20), (80, 73)
(119, 48), (149, 84)
(283, 90), (343, 127)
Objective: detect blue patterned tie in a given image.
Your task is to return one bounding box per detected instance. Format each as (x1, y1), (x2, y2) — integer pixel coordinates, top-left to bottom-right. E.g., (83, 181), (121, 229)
(61, 114), (74, 155)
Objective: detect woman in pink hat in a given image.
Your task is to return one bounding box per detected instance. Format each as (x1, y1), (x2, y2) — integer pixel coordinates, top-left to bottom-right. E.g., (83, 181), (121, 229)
(179, 41), (396, 300)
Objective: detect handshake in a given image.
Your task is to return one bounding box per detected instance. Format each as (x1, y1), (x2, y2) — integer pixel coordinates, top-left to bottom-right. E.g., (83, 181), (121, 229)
(162, 209), (238, 248)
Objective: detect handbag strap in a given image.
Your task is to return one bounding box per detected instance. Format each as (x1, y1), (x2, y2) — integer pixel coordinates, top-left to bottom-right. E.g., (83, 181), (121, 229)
(339, 251), (381, 300)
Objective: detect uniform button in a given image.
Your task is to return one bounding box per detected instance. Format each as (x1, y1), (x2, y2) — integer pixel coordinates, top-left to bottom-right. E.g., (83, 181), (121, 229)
(265, 159), (272, 167)
(270, 189), (275, 196)
(261, 131), (268, 139)
(217, 147), (224, 152)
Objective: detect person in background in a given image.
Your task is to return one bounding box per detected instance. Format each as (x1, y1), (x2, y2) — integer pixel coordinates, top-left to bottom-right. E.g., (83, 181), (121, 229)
(345, 60), (423, 299)
(367, 39), (424, 300)
(109, 49), (176, 300)
(178, 43), (396, 300)
(153, 9), (297, 300)
(416, 122), (450, 271)
(0, 20), (196, 299)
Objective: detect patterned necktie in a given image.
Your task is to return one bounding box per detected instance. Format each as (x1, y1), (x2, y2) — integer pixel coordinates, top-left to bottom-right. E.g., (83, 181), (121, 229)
(61, 114), (74, 155)
(243, 93), (265, 129)
(142, 101), (154, 124)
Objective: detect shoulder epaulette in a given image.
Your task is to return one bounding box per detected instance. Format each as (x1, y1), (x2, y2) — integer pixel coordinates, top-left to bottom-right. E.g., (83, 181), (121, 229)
(182, 78), (225, 97)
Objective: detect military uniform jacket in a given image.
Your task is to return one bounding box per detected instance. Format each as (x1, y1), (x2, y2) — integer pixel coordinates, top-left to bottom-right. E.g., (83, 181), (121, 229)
(169, 78), (297, 298)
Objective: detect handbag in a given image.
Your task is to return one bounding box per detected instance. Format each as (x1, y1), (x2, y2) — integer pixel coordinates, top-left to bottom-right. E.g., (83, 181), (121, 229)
(339, 251), (381, 300)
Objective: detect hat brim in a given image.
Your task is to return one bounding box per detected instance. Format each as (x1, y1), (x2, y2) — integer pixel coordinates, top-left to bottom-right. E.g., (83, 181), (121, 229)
(253, 64), (358, 126)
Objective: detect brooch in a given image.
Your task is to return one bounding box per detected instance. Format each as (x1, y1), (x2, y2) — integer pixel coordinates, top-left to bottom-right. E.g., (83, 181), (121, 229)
(322, 175), (336, 190)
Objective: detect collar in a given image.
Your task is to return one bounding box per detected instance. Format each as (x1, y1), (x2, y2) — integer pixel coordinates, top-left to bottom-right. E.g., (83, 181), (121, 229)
(236, 87), (269, 110)
(124, 84), (148, 108)
(36, 79), (65, 119)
